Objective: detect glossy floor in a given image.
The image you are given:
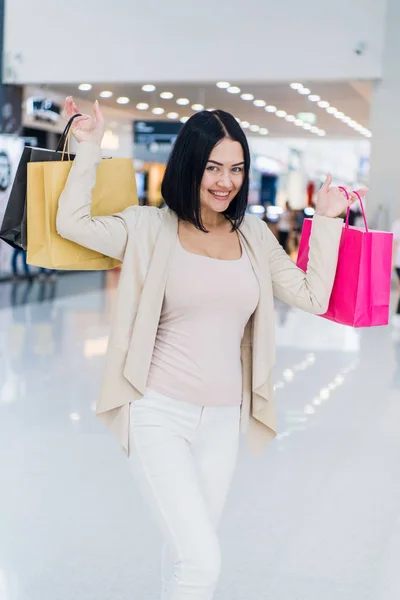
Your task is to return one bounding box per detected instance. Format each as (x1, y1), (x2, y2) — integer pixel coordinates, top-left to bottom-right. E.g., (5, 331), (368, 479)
(1, 273), (400, 600)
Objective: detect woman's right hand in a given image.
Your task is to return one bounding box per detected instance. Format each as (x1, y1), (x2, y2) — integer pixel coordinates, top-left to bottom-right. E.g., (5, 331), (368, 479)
(64, 96), (105, 146)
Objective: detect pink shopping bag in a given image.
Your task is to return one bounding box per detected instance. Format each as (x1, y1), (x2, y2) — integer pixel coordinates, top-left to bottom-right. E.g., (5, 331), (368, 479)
(296, 189), (393, 327)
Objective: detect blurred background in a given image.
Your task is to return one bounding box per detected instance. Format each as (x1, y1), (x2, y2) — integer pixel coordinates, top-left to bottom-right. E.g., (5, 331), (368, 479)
(2, 2), (400, 600)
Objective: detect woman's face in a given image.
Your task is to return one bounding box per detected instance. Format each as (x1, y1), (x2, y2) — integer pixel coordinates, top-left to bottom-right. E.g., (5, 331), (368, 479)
(200, 138), (245, 215)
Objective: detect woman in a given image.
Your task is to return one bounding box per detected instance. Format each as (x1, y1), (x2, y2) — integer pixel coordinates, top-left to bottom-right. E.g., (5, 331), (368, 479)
(57, 97), (365, 600)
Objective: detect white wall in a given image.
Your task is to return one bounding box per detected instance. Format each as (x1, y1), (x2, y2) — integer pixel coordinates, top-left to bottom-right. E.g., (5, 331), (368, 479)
(4, 0), (387, 84)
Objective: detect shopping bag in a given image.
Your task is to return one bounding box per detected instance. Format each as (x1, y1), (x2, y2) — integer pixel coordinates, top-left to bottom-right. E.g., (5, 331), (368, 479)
(27, 152), (137, 270)
(296, 189), (393, 327)
(0, 146), (76, 250)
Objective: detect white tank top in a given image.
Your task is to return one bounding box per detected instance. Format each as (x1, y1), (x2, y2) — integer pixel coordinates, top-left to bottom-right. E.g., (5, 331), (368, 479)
(146, 236), (260, 406)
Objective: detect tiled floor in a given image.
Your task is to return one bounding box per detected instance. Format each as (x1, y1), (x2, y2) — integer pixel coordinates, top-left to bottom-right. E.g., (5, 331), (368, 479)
(1, 273), (400, 599)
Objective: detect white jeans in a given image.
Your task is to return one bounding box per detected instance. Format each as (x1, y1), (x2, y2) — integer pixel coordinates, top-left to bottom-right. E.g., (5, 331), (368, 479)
(129, 388), (241, 600)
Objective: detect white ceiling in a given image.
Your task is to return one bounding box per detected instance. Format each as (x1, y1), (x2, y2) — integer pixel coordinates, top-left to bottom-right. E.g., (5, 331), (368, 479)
(50, 80), (372, 140)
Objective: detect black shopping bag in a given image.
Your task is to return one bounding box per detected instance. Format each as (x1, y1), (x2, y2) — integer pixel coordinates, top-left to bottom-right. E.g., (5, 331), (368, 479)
(0, 114), (80, 250)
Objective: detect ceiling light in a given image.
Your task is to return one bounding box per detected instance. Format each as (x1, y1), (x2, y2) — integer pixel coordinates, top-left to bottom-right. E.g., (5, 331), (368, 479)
(285, 115), (296, 122)
(259, 128), (269, 135)
(191, 104), (204, 111)
(249, 124), (260, 132)
(167, 112), (179, 119)
(318, 100), (330, 108)
(308, 94), (320, 102)
(334, 111), (344, 119)
(136, 102), (149, 110)
(180, 116), (189, 123)
(70, 412), (81, 421)
(216, 81), (230, 89)
(79, 83), (92, 91)
(265, 105), (277, 113)
(326, 106), (338, 114)
(298, 87), (311, 95)
(290, 83), (303, 90)
(142, 84), (156, 92)
(276, 110), (287, 118)
(294, 119), (303, 126)
(227, 86), (241, 94)
(310, 126), (319, 133)
(241, 121), (250, 128)
(235, 117), (241, 123)
(176, 98), (190, 106)
(99, 90), (113, 98)
(254, 99), (266, 107)
(117, 97), (130, 104)
(303, 123), (312, 130)
(241, 93), (254, 101)
(152, 107), (165, 115)
(206, 107), (216, 112)
(342, 116), (352, 124)
(160, 91), (174, 99)
(317, 130), (326, 136)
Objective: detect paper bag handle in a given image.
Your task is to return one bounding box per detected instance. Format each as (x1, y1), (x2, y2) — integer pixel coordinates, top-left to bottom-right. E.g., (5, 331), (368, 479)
(339, 186), (369, 232)
(52, 113), (82, 161)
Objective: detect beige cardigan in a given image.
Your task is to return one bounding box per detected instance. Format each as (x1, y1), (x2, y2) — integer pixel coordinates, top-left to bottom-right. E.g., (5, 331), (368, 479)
(56, 142), (343, 456)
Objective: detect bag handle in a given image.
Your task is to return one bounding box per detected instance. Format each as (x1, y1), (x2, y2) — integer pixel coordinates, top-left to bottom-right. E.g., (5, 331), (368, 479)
(339, 186), (369, 232)
(52, 113), (82, 161)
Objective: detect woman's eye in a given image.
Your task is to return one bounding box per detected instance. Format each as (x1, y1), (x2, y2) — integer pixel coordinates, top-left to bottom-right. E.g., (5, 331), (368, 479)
(232, 167), (243, 173)
(207, 166), (218, 172)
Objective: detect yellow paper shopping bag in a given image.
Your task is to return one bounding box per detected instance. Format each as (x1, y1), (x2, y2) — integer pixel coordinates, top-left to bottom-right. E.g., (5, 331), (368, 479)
(27, 157), (137, 270)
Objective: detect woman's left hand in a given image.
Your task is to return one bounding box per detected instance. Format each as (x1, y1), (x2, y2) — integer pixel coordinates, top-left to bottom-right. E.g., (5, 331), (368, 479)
(315, 173), (368, 218)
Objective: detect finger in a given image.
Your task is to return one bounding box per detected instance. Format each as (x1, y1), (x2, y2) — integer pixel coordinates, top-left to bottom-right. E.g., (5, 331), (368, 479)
(93, 100), (104, 125)
(353, 188), (368, 197)
(70, 115), (90, 129)
(64, 96), (76, 118)
(321, 172), (332, 192)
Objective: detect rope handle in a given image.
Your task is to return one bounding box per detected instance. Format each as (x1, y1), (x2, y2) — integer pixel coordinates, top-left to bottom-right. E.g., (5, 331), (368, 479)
(339, 186), (369, 232)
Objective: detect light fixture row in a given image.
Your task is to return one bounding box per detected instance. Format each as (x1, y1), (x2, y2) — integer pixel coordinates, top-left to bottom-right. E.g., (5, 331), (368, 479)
(289, 83), (372, 138)
(216, 82), (326, 136)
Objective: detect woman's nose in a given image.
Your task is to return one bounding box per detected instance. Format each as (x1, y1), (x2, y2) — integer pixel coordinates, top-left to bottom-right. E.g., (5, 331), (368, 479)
(217, 170), (232, 188)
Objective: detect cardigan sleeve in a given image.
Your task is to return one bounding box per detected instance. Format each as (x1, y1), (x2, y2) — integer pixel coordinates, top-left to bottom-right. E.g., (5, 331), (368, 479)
(265, 215), (343, 314)
(56, 142), (141, 261)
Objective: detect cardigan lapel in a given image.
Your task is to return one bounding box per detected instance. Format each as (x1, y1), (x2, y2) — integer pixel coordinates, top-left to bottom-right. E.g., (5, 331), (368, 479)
(123, 209), (178, 393)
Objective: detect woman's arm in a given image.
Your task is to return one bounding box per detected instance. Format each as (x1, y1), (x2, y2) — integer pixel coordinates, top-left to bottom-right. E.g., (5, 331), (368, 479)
(265, 215), (343, 314)
(56, 141), (133, 261)
(266, 174), (367, 314)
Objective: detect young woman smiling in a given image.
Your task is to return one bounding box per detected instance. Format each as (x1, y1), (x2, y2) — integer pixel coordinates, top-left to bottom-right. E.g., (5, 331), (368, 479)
(57, 96), (366, 600)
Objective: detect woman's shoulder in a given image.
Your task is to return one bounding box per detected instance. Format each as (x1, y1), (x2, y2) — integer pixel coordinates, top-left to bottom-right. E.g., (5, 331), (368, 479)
(120, 205), (169, 230)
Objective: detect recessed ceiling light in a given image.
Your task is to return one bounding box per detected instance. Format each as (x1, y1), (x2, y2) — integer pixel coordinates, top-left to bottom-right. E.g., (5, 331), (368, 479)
(259, 128), (269, 135)
(276, 110), (287, 118)
(206, 107), (215, 112)
(285, 115), (296, 122)
(241, 121), (250, 128)
(253, 99), (266, 107)
(334, 111), (345, 119)
(79, 83), (92, 91)
(298, 88), (311, 95)
(294, 119), (304, 126)
(326, 106), (338, 114)
(265, 105), (277, 113)
(303, 123), (312, 130)
(308, 95), (321, 102)
(152, 107), (165, 115)
(310, 126), (319, 133)
(227, 86), (241, 94)
(180, 116), (189, 123)
(136, 102), (149, 110)
(241, 93), (254, 101)
(318, 100), (330, 108)
(317, 130), (326, 136)
(342, 116), (352, 124)
(249, 124), (260, 132)
(290, 83), (303, 90)
(216, 81), (230, 89)
(99, 90), (113, 98)
(176, 98), (190, 106)
(160, 92), (174, 99)
(191, 104), (204, 111)
(70, 412), (81, 421)
(142, 84), (156, 92)
(167, 112), (179, 119)
(117, 97), (130, 104)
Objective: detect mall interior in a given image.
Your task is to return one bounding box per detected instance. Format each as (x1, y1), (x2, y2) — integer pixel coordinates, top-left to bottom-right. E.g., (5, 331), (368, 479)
(1, 1), (400, 599)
